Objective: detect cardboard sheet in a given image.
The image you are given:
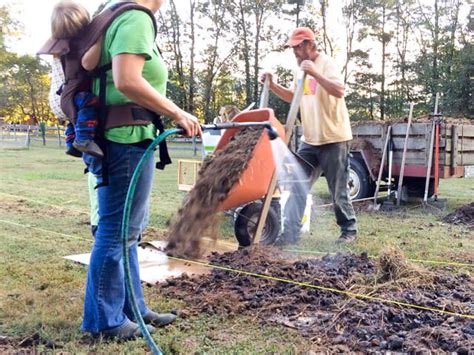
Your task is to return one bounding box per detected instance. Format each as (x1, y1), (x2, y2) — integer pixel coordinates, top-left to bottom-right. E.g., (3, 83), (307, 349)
(64, 238), (238, 284)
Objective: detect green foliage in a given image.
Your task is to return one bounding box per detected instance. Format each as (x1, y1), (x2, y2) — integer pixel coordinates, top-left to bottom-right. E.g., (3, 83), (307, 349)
(1, 1), (472, 123)
(0, 54), (53, 124)
(0, 4), (21, 50)
(0, 5), (53, 125)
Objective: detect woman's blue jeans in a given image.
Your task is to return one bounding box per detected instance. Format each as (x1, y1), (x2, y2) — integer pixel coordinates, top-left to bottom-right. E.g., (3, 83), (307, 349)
(82, 141), (154, 333)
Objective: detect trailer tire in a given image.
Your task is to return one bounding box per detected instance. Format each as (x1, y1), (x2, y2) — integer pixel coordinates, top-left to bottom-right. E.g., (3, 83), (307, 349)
(234, 201), (279, 247)
(348, 158), (375, 200)
(402, 177), (435, 198)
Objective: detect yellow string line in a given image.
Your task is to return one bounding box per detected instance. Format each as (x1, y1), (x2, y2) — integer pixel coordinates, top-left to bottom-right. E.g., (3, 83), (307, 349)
(1, 192), (471, 268)
(0, 219), (92, 243)
(283, 249), (473, 268)
(1, 219), (473, 320)
(169, 256), (474, 320)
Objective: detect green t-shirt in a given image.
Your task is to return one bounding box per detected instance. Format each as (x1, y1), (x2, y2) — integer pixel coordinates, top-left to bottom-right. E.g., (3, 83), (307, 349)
(94, 9), (168, 144)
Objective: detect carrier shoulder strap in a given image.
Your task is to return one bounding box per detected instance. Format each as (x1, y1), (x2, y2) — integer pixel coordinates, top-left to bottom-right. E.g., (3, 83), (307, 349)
(76, 2), (158, 59)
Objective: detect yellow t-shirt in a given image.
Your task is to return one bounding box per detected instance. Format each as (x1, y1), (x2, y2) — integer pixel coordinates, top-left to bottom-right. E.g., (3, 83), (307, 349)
(296, 53), (352, 146)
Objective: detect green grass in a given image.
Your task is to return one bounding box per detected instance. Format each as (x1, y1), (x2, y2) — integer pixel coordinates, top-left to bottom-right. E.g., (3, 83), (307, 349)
(0, 144), (473, 353)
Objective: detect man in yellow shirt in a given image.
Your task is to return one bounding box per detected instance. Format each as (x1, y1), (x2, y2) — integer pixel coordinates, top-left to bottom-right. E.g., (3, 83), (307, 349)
(261, 27), (357, 245)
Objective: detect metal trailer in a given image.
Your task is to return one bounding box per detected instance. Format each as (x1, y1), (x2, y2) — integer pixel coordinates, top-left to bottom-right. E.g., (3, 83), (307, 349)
(310, 121), (474, 201)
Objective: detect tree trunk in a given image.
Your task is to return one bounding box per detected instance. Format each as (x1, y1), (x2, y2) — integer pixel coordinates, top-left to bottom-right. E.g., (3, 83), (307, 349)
(320, 0), (333, 56)
(432, 0), (439, 101)
(380, 4), (386, 120)
(342, 0), (357, 84)
(188, 0), (196, 114)
(253, 6), (263, 104)
(238, 0), (252, 105)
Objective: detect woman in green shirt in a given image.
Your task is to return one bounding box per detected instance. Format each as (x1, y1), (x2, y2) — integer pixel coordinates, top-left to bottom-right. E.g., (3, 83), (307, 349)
(82, 0), (201, 340)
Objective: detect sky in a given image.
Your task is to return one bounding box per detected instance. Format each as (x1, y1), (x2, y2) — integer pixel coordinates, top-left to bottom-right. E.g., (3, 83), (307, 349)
(4, 0), (140, 55)
(4, 0), (470, 72)
(4, 0), (297, 69)
(3, 0), (343, 70)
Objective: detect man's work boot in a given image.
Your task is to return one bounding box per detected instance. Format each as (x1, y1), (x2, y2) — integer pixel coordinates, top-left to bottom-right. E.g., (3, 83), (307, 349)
(273, 235), (298, 247)
(336, 230), (358, 244)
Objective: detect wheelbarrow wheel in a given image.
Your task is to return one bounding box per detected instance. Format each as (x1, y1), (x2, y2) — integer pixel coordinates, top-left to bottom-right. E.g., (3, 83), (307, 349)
(234, 201), (280, 247)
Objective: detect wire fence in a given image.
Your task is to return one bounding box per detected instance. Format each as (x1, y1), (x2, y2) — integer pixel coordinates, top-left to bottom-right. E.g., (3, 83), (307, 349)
(0, 123), (203, 155)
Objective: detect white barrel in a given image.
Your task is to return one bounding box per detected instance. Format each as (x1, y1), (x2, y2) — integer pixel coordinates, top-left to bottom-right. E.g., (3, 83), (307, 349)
(280, 191), (312, 232)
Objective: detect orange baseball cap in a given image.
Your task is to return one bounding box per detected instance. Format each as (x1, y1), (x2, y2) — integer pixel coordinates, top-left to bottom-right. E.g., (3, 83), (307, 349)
(286, 27), (315, 47)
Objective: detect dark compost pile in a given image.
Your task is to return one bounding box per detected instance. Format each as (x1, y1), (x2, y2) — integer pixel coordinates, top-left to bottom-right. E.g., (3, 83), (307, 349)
(166, 128), (263, 258)
(159, 248), (474, 353)
(443, 202), (474, 230)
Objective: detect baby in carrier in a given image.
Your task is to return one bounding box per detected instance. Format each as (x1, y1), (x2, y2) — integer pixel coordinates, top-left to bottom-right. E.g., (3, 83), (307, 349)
(49, 0), (103, 158)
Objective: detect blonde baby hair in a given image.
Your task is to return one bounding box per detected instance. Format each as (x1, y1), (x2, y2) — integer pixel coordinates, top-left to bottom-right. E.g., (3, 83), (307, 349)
(51, 0), (90, 39)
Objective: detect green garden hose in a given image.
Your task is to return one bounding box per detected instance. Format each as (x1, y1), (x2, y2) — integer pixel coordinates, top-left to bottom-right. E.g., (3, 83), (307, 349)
(121, 121), (276, 354)
(121, 128), (181, 355)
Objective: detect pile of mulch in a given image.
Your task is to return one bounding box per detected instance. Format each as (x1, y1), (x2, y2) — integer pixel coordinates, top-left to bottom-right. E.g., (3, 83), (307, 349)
(159, 248), (473, 352)
(443, 203), (474, 230)
(352, 116), (473, 125)
(166, 127), (263, 258)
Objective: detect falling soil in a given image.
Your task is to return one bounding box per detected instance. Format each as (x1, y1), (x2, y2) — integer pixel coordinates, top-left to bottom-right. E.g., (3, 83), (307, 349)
(159, 248), (474, 352)
(443, 202), (474, 230)
(166, 128), (263, 258)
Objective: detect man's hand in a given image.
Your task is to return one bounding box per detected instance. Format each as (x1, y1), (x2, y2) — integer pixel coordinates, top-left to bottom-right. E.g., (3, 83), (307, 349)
(300, 60), (345, 98)
(259, 72), (274, 85)
(300, 60), (317, 77)
(175, 110), (202, 137)
(259, 71), (294, 103)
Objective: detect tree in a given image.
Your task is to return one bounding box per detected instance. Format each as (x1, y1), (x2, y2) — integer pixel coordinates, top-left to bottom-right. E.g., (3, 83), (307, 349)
(345, 50), (380, 120)
(342, 0), (360, 84)
(410, 0), (469, 115)
(0, 54), (53, 124)
(188, 0), (197, 114)
(0, 5), (53, 125)
(0, 4), (21, 50)
(197, 0), (236, 122)
(286, 0), (305, 26)
(157, 1), (188, 111)
(229, 0), (285, 106)
(359, 0), (397, 120)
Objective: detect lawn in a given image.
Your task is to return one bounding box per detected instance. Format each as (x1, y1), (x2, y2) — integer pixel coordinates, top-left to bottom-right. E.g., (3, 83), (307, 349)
(0, 142), (472, 353)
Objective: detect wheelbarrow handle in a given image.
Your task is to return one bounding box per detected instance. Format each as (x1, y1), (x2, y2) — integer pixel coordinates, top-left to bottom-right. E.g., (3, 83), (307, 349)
(176, 121), (279, 140)
(201, 121), (273, 131)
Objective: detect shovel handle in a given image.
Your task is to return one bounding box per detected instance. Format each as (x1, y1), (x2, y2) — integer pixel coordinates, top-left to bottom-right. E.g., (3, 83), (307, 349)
(259, 76), (270, 108)
(253, 71), (307, 244)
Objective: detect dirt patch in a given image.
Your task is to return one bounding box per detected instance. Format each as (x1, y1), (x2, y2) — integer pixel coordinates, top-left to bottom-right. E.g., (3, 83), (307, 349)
(159, 248), (473, 352)
(443, 203), (474, 230)
(0, 333), (57, 353)
(166, 128), (263, 258)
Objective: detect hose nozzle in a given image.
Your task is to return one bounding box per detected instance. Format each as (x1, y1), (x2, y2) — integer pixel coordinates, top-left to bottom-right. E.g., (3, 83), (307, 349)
(266, 126), (278, 140)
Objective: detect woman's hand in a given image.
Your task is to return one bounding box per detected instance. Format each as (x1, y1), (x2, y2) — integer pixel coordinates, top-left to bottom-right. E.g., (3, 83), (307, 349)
(174, 110), (202, 137)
